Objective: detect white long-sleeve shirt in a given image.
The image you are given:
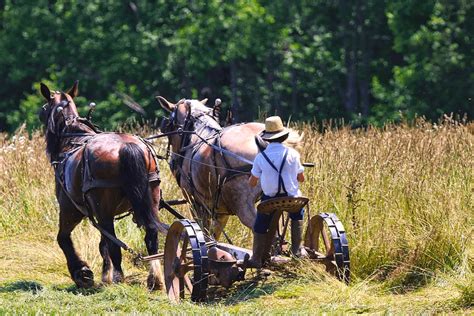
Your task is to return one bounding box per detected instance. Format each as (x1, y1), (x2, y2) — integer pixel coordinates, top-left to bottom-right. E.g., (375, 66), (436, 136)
(251, 143), (304, 197)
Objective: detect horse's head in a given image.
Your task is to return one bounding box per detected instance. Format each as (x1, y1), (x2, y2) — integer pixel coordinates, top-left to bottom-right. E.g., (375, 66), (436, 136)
(156, 96), (222, 151)
(39, 82), (82, 159)
(39, 81), (80, 135)
(156, 96), (222, 130)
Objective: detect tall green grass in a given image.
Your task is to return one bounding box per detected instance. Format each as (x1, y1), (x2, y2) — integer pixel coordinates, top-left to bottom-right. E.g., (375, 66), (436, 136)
(0, 121), (472, 313)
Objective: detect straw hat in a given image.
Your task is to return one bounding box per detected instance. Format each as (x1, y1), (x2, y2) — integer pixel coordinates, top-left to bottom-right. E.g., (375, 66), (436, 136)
(260, 116), (289, 140)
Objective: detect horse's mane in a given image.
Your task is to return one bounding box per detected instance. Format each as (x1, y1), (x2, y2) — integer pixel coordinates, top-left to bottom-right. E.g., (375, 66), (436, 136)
(45, 128), (61, 160)
(188, 100), (222, 139)
(187, 99), (303, 151)
(45, 116), (98, 161)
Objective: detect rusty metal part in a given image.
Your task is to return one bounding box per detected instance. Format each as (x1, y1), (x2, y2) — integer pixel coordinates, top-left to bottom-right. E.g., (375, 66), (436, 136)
(304, 213), (350, 283)
(139, 240), (216, 262)
(207, 246), (245, 288)
(215, 243), (252, 262)
(208, 246), (237, 264)
(164, 219), (209, 303)
(257, 196), (309, 214)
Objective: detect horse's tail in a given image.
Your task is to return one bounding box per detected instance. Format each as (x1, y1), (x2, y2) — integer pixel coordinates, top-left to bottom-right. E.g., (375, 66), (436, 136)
(119, 143), (158, 230)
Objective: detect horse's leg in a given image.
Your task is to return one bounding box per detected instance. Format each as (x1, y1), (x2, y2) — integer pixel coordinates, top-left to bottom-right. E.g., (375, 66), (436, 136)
(98, 218), (124, 283)
(213, 214), (229, 240)
(84, 189), (125, 284)
(99, 235), (113, 284)
(221, 179), (258, 229)
(57, 205), (93, 288)
(231, 198), (256, 229)
(145, 183), (164, 291)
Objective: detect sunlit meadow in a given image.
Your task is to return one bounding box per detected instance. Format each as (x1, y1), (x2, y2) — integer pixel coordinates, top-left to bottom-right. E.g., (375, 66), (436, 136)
(0, 120), (472, 313)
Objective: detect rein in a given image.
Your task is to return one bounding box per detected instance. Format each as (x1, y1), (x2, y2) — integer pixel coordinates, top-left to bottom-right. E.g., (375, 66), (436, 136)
(146, 128), (254, 166)
(145, 128), (190, 140)
(169, 150), (251, 174)
(193, 132), (254, 165)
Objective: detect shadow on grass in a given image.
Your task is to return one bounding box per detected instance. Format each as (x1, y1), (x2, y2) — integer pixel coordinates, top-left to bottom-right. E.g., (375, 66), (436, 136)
(205, 263), (298, 306)
(50, 273), (147, 296)
(0, 280), (44, 294)
(51, 283), (104, 296)
(386, 270), (433, 295)
(124, 273), (146, 286)
(44, 272), (147, 296)
(0, 280), (103, 296)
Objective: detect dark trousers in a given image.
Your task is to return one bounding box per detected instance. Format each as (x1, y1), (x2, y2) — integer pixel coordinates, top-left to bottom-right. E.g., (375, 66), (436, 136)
(253, 193), (305, 234)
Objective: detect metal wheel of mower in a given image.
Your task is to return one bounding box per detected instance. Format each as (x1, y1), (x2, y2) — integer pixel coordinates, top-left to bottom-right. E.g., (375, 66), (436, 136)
(305, 213), (350, 283)
(164, 219), (209, 303)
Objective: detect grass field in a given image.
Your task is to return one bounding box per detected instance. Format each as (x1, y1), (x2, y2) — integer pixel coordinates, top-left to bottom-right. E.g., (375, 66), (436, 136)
(0, 120), (473, 314)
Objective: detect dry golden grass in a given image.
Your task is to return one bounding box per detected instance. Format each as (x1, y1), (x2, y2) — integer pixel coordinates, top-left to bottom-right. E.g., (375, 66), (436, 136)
(0, 120), (472, 313)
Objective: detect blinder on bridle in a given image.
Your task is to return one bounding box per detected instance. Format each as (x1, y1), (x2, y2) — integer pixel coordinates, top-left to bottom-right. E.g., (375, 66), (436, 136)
(44, 93), (72, 135)
(160, 110), (175, 132)
(160, 99), (191, 133)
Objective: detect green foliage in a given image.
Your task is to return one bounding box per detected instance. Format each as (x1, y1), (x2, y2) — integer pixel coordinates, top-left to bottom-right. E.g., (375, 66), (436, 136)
(380, 0), (474, 120)
(0, 1), (473, 132)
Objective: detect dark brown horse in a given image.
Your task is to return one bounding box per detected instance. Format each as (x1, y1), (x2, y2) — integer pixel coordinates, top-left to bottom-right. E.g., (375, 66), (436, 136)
(39, 82), (164, 290)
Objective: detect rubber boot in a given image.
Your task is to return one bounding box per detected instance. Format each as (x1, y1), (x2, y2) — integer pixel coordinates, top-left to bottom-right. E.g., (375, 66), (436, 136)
(248, 233), (267, 268)
(291, 220), (308, 257)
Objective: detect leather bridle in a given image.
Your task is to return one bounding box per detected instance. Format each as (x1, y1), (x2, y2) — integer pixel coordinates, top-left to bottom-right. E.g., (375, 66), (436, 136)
(43, 92), (78, 136)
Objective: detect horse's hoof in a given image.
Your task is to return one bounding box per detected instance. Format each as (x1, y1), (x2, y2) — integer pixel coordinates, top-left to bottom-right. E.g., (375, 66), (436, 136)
(74, 266), (94, 288)
(147, 275), (164, 291)
(112, 271), (124, 283)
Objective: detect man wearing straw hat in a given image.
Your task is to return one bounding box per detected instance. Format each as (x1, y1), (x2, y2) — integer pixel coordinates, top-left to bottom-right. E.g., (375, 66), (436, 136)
(248, 116), (307, 268)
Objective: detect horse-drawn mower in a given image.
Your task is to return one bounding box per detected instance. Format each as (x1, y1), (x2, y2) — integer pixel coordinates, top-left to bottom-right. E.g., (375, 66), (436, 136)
(145, 196), (350, 303)
(141, 97), (351, 303)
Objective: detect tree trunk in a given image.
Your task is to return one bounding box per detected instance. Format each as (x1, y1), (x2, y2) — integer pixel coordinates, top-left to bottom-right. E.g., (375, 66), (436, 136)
(230, 60), (240, 122)
(342, 1), (358, 114)
(358, 0), (370, 117)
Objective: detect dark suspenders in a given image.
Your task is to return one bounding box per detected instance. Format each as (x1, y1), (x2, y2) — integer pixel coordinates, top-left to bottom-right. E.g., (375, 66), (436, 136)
(261, 148), (288, 195)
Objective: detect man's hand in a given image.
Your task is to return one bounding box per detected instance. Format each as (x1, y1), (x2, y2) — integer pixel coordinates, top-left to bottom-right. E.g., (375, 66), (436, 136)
(249, 175), (259, 187)
(297, 172), (305, 183)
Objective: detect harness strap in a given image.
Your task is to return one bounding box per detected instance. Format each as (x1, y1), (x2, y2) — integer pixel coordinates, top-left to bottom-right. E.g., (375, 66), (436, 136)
(53, 170), (138, 255)
(52, 138), (162, 261)
(138, 136), (161, 182)
(261, 148), (288, 195)
(61, 132), (96, 138)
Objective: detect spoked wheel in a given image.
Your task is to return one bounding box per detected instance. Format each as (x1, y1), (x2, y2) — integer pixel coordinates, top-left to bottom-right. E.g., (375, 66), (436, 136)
(305, 213), (350, 283)
(164, 219), (209, 303)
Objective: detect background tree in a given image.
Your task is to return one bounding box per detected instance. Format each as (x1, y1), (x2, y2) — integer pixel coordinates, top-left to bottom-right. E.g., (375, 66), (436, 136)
(0, 0), (472, 132)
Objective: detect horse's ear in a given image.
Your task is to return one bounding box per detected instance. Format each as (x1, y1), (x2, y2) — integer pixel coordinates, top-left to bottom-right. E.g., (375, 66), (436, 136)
(40, 83), (51, 101)
(200, 98), (208, 105)
(156, 96), (175, 112)
(67, 81), (79, 98)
